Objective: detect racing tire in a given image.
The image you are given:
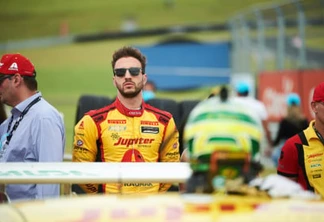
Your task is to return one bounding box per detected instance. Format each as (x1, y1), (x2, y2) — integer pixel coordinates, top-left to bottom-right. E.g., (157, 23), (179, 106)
(146, 98), (181, 129)
(75, 95), (112, 124)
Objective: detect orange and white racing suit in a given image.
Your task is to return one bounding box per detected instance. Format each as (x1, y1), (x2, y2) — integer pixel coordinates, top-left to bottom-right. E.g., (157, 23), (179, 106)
(72, 97), (180, 194)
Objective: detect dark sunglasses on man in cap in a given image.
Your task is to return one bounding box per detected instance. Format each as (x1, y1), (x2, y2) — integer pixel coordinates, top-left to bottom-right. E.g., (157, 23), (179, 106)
(114, 67), (142, 77)
(0, 75), (12, 85)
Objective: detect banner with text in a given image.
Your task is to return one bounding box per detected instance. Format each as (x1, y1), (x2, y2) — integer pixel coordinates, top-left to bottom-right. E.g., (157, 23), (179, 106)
(259, 70), (324, 122)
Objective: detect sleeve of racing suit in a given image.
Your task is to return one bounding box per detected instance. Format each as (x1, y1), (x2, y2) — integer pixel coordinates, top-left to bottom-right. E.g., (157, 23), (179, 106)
(158, 117), (180, 192)
(72, 115), (99, 194)
(277, 139), (299, 179)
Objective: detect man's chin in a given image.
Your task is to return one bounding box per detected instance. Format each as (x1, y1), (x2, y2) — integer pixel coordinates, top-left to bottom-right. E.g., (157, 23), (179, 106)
(121, 91), (140, 98)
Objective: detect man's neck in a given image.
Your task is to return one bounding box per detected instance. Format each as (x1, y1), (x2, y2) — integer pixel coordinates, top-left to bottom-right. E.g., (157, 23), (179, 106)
(314, 120), (324, 139)
(117, 95), (142, 110)
(11, 90), (38, 107)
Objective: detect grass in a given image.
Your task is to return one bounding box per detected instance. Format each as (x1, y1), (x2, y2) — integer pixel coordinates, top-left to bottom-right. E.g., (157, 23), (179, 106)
(2, 0), (284, 42)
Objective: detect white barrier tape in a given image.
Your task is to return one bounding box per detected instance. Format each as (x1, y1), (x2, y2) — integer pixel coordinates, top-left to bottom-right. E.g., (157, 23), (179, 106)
(0, 162), (192, 184)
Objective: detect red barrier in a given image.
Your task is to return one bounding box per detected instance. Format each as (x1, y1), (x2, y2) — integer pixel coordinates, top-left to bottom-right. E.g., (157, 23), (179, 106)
(259, 70), (324, 122)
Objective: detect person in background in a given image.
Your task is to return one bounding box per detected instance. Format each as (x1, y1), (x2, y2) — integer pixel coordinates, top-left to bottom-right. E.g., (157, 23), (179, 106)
(72, 46), (180, 194)
(234, 81), (273, 155)
(277, 82), (324, 198)
(272, 93), (309, 166)
(120, 15), (138, 33)
(142, 80), (156, 102)
(0, 53), (65, 201)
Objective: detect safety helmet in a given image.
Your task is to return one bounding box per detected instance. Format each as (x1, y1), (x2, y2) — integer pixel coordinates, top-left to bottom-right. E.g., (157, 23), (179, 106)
(183, 87), (263, 193)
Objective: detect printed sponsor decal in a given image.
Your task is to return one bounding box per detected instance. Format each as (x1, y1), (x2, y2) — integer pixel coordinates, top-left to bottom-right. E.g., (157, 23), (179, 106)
(108, 120), (126, 124)
(74, 146), (88, 153)
(313, 174), (321, 179)
(307, 153), (323, 159)
(121, 149), (145, 162)
(114, 137), (155, 147)
(123, 183), (153, 187)
(141, 126), (159, 134)
(310, 163), (321, 168)
(308, 158), (322, 163)
(78, 121), (84, 129)
(109, 125), (127, 132)
(111, 133), (120, 140)
(9, 62), (18, 71)
(166, 151), (179, 159)
(128, 110), (142, 116)
(85, 184), (98, 193)
(76, 140), (84, 146)
(141, 120), (158, 126)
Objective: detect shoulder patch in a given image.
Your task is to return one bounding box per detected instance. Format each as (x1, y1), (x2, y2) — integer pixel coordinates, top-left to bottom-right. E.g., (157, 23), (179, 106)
(144, 103), (172, 120)
(87, 103), (116, 124)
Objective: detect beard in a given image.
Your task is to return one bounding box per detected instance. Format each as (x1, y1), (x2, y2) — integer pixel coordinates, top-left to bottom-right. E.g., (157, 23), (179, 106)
(117, 80), (144, 99)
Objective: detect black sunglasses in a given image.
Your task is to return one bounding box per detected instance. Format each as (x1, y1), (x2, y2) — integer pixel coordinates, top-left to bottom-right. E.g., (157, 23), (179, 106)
(114, 67), (142, 77)
(0, 75), (11, 85)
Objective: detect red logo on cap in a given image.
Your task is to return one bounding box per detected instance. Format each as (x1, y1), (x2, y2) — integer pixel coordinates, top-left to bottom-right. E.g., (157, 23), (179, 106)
(0, 53), (35, 76)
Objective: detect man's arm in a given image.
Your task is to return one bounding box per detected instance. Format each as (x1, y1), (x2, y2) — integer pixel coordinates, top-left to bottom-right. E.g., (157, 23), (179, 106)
(262, 120), (273, 146)
(158, 117), (180, 192)
(277, 139), (299, 182)
(72, 115), (99, 194)
(35, 117), (65, 199)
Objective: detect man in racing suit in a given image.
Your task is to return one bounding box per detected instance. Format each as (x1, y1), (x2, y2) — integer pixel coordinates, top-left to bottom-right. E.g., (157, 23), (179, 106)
(72, 46), (180, 194)
(277, 82), (324, 198)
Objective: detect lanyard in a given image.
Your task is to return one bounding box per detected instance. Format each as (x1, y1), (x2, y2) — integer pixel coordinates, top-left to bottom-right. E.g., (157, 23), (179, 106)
(6, 96), (41, 145)
(313, 125), (324, 146)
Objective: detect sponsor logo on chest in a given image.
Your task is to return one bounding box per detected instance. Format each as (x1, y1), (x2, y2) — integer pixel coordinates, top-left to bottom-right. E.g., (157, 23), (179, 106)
(114, 137), (155, 147)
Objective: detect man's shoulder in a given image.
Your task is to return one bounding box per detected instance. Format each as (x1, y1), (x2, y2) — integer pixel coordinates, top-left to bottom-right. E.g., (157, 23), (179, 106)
(34, 99), (62, 118)
(86, 103), (116, 122)
(284, 132), (304, 149)
(143, 103), (173, 120)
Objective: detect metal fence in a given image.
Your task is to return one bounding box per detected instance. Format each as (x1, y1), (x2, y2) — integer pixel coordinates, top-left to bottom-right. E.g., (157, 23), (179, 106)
(229, 0), (324, 74)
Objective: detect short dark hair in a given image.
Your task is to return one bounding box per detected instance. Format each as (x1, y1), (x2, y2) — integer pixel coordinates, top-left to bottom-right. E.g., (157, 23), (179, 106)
(111, 46), (146, 73)
(23, 76), (37, 91)
(238, 91), (249, 97)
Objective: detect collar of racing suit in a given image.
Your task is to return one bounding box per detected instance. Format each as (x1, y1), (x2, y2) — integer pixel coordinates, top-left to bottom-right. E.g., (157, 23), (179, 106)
(115, 97), (144, 117)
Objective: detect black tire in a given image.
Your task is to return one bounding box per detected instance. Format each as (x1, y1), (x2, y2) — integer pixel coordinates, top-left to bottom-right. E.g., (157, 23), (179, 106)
(75, 95), (112, 124)
(178, 99), (200, 126)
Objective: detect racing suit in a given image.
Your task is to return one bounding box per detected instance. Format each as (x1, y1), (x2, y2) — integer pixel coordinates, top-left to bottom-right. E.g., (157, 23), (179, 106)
(72, 97), (180, 194)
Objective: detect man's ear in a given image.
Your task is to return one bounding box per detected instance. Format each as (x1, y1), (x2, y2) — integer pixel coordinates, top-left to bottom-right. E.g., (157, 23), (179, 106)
(311, 102), (318, 114)
(143, 74), (147, 85)
(112, 77), (116, 87)
(14, 74), (23, 85)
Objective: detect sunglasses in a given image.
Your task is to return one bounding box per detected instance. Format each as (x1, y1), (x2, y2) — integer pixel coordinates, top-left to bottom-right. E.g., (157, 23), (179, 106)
(114, 67), (142, 77)
(0, 75), (11, 85)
